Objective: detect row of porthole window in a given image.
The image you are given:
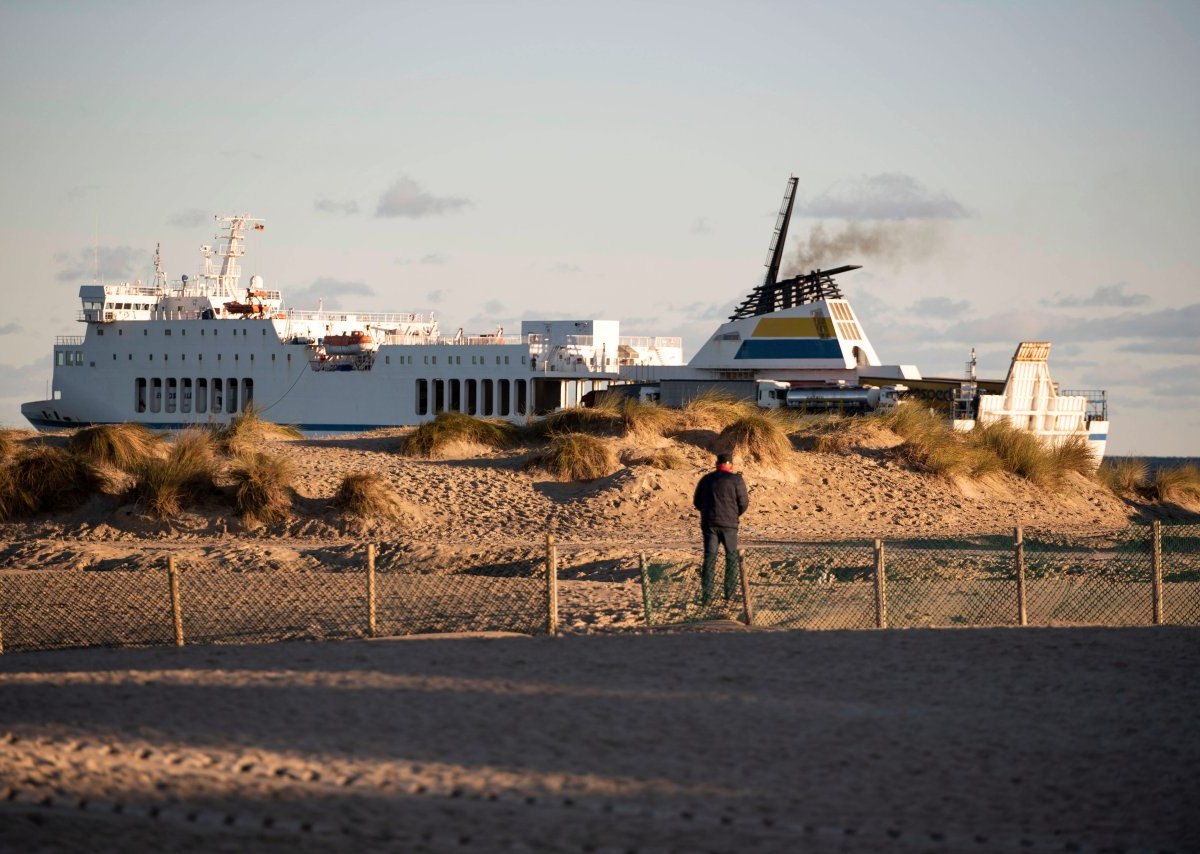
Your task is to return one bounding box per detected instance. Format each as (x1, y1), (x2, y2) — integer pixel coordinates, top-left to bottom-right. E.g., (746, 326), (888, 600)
(97, 327), (265, 337)
(415, 378), (528, 417)
(135, 377), (252, 415)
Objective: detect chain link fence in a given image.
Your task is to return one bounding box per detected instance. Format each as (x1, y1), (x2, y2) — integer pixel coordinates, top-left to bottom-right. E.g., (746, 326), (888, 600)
(642, 522), (1200, 630)
(3, 523), (1198, 653)
(0, 546), (548, 653)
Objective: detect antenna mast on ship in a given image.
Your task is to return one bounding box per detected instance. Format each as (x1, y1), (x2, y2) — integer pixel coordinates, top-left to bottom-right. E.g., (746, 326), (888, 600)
(153, 243), (167, 292)
(204, 215), (263, 299)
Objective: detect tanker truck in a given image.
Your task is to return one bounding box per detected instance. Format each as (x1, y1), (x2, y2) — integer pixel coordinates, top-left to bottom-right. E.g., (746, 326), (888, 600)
(606, 379), (905, 414)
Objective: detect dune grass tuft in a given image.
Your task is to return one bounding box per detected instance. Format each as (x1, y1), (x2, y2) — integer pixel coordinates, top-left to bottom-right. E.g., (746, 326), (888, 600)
(228, 451), (295, 524)
(623, 446), (687, 470)
(618, 398), (676, 439)
(402, 411), (521, 458)
(1095, 457), (1148, 496)
(676, 390), (759, 432)
(716, 411), (792, 466)
(1, 446), (101, 518)
(217, 407), (302, 456)
(333, 472), (410, 523)
(971, 422), (1059, 487)
(1048, 434), (1099, 477)
(532, 394), (626, 438)
(881, 406), (1000, 479)
(0, 429), (24, 461)
(525, 432), (617, 481)
(1152, 464), (1200, 505)
(133, 429), (219, 518)
(791, 414), (895, 454)
(68, 423), (162, 471)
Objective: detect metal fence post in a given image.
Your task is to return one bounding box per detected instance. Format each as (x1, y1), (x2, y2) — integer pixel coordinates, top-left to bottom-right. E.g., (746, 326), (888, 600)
(738, 551), (755, 626)
(1152, 521), (1163, 626)
(167, 556), (184, 647)
(367, 543), (377, 638)
(638, 552), (653, 626)
(1015, 526), (1027, 627)
(873, 539), (887, 629)
(545, 533), (558, 636)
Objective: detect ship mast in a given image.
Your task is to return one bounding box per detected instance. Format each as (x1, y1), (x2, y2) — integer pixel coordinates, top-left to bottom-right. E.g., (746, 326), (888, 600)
(763, 175), (798, 291)
(207, 215), (263, 299)
(152, 243), (167, 292)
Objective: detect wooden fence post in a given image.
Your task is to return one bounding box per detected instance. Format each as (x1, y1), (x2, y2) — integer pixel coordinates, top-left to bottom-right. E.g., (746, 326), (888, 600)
(545, 533), (558, 637)
(1015, 526), (1027, 627)
(638, 552), (653, 626)
(738, 551), (755, 626)
(873, 539), (887, 629)
(367, 543), (377, 638)
(1152, 521), (1163, 626)
(167, 556), (184, 647)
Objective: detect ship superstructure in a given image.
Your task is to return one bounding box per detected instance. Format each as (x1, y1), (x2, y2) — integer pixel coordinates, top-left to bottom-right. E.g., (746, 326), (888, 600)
(25, 215), (681, 431)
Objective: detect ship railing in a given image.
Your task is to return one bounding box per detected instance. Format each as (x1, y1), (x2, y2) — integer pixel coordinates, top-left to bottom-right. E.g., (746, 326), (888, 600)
(1059, 389), (1108, 422)
(280, 309), (427, 324)
(429, 335), (527, 346)
(55, 336), (85, 346)
(619, 336), (683, 350)
(101, 284), (162, 296)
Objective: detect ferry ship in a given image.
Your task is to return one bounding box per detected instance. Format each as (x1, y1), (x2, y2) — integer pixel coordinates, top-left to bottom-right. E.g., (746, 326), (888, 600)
(22, 181), (1108, 459)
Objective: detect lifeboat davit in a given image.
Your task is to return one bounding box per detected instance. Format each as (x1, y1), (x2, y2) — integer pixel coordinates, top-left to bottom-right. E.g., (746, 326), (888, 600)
(324, 330), (373, 355)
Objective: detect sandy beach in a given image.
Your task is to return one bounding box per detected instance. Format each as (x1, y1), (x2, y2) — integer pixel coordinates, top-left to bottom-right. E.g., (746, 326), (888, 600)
(2, 627), (1198, 852)
(2, 431), (1198, 851)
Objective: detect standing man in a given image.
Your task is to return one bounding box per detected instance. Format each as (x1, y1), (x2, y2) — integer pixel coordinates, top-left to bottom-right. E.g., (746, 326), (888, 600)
(692, 452), (750, 605)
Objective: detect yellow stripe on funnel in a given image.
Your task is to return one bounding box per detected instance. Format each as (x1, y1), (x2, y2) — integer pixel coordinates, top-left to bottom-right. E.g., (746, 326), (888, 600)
(753, 317), (826, 338)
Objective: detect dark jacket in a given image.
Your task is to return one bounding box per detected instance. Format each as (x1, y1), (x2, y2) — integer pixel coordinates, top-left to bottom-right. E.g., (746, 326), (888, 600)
(693, 469), (749, 529)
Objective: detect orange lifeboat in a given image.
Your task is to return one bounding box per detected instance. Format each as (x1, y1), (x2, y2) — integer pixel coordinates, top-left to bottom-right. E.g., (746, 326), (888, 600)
(324, 330), (373, 355)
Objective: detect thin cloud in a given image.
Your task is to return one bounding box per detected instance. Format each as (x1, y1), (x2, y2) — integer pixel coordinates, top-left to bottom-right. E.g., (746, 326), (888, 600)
(0, 323), (20, 335)
(427, 290), (445, 304)
(375, 177), (471, 218)
(690, 217), (711, 234)
(1041, 282), (1150, 308)
(551, 263), (581, 274)
(314, 199), (360, 215)
(908, 296), (970, 319)
(420, 254), (447, 265)
(285, 277), (374, 310)
(54, 246), (149, 283)
(168, 209), (210, 229)
(795, 173), (969, 220)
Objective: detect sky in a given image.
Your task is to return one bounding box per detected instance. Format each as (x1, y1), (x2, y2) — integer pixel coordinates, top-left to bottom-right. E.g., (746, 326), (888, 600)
(0, 0), (1197, 454)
